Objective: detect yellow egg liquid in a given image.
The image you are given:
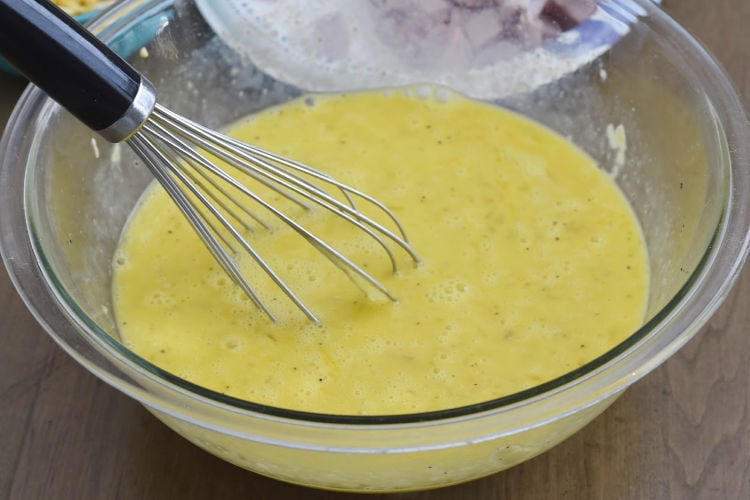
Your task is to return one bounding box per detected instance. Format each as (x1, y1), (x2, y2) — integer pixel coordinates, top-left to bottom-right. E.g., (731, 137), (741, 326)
(113, 88), (649, 415)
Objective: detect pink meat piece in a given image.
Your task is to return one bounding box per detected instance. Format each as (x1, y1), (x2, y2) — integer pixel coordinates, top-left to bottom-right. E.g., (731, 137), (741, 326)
(362, 0), (597, 70)
(542, 0), (597, 30)
(371, 0), (595, 50)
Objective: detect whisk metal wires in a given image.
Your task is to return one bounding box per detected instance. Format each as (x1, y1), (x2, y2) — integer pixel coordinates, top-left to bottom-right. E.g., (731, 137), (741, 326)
(128, 104), (421, 323)
(0, 0), (420, 323)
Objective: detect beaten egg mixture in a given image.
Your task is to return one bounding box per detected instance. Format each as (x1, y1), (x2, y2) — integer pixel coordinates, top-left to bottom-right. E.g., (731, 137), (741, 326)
(112, 88), (648, 415)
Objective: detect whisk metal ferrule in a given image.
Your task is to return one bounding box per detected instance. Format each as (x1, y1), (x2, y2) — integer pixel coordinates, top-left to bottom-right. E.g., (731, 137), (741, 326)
(98, 77), (157, 143)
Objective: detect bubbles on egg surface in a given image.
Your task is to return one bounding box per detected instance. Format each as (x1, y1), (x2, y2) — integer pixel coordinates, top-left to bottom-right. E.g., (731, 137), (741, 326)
(148, 290), (175, 307)
(292, 383), (318, 405)
(360, 334), (388, 355)
(434, 87), (453, 103)
(415, 85), (432, 99)
(223, 337), (241, 350)
(206, 272), (230, 288)
(479, 239), (494, 253)
(431, 369), (458, 384)
(113, 250), (129, 268)
(425, 278), (470, 304)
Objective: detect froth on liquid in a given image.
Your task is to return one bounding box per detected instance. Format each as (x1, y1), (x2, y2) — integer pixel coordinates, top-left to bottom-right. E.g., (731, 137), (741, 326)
(112, 87), (649, 415)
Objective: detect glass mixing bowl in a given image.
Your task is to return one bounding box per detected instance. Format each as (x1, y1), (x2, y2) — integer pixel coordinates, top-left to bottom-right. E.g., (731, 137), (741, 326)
(1, 0), (749, 493)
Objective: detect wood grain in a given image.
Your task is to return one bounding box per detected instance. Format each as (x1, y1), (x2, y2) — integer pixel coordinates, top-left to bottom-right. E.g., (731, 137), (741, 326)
(1, 1), (748, 498)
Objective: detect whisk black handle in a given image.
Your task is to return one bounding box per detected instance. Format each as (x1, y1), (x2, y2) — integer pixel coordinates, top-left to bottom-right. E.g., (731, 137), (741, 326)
(0, 0), (155, 142)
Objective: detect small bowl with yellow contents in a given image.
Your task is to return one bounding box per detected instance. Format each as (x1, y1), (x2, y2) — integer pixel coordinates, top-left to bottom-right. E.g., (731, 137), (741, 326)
(1, 0), (749, 493)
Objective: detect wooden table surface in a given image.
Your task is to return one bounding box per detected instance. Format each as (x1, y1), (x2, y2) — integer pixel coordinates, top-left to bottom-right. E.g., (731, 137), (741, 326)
(1, 1), (748, 499)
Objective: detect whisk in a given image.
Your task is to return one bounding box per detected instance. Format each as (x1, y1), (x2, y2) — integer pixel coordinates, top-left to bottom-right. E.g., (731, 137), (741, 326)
(0, 0), (420, 323)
